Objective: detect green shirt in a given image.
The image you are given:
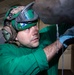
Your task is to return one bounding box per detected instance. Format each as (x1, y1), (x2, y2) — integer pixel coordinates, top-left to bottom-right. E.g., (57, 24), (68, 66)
(0, 24), (73, 75)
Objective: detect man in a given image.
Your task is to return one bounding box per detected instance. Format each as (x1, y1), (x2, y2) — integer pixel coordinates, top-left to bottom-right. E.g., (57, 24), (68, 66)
(0, 2), (74, 75)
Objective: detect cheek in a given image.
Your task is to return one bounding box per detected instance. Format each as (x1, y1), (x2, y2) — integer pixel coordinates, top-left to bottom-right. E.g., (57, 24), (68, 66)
(16, 32), (30, 44)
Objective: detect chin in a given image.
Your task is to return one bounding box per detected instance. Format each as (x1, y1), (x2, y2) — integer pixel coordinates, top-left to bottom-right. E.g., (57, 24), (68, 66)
(32, 42), (39, 48)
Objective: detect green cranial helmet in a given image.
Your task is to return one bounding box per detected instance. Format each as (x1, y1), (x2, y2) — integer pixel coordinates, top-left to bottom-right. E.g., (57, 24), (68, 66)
(4, 1), (38, 31)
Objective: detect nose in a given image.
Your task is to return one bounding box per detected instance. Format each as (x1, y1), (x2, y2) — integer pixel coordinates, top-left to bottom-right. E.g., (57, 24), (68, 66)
(32, 25), (39, 31)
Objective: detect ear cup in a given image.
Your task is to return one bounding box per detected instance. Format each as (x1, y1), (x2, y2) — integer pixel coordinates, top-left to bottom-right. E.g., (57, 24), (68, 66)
(2, 29), (11, 41)
(2, 26), (12, 41)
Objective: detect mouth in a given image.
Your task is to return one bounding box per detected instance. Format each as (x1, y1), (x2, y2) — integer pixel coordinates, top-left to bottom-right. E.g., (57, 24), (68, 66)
(33, 38), (39, 42)
(31, 32), (39, 43)
(32, 37), (39, 43)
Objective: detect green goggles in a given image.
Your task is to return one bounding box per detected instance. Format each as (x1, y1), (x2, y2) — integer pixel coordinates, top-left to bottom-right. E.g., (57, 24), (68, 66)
(4, 2), (38, 31)
(15, 20), (38, 31)
(14, 2), (38, 31)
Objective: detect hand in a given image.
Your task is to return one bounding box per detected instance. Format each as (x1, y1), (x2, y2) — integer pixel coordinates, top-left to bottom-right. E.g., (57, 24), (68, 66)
(59, 26), (74, 47)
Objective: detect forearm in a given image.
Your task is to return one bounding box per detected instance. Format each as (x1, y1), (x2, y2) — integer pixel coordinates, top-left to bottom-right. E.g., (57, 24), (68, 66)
(44, 40), (63, 61)
(0, 45), (49, 75)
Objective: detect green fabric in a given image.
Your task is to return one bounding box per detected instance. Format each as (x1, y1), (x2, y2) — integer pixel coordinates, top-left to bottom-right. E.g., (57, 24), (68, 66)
(0, 44), (48, 75)
(0, 24), (73, 75)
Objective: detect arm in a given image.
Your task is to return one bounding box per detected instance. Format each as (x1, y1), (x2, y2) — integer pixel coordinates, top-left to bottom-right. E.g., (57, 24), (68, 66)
(44, 26), (74, 61)
(0, 44), (49, 75)
(44, 40), (62, 61)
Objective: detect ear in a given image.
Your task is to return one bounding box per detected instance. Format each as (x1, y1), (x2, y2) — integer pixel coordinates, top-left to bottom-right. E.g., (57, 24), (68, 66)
(15, 37), (18, 41)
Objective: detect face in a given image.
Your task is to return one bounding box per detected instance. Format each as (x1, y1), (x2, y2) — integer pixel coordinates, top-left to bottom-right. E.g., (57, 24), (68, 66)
(16, 25), (39, 48)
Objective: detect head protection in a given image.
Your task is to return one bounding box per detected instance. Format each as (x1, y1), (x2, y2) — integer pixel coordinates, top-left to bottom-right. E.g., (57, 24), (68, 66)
(2, 2), (38, 42)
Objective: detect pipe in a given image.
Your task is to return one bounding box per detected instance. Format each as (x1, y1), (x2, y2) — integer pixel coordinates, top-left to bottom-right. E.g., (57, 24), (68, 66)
(33, 0), (74, 24)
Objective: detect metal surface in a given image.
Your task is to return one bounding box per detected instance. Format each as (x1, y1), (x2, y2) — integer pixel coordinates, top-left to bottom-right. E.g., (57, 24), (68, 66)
(33, 0), (74, 24)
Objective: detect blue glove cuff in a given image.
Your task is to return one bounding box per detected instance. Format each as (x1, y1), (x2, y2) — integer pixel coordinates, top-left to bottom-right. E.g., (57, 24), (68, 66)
(59, 36), (74, 47)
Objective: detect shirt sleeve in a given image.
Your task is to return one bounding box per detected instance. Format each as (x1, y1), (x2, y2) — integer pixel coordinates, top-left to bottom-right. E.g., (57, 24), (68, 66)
(0, 45), (49, 75)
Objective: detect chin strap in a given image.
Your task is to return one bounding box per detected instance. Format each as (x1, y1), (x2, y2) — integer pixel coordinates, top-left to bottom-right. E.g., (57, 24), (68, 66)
(56, 24), (64, 75)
